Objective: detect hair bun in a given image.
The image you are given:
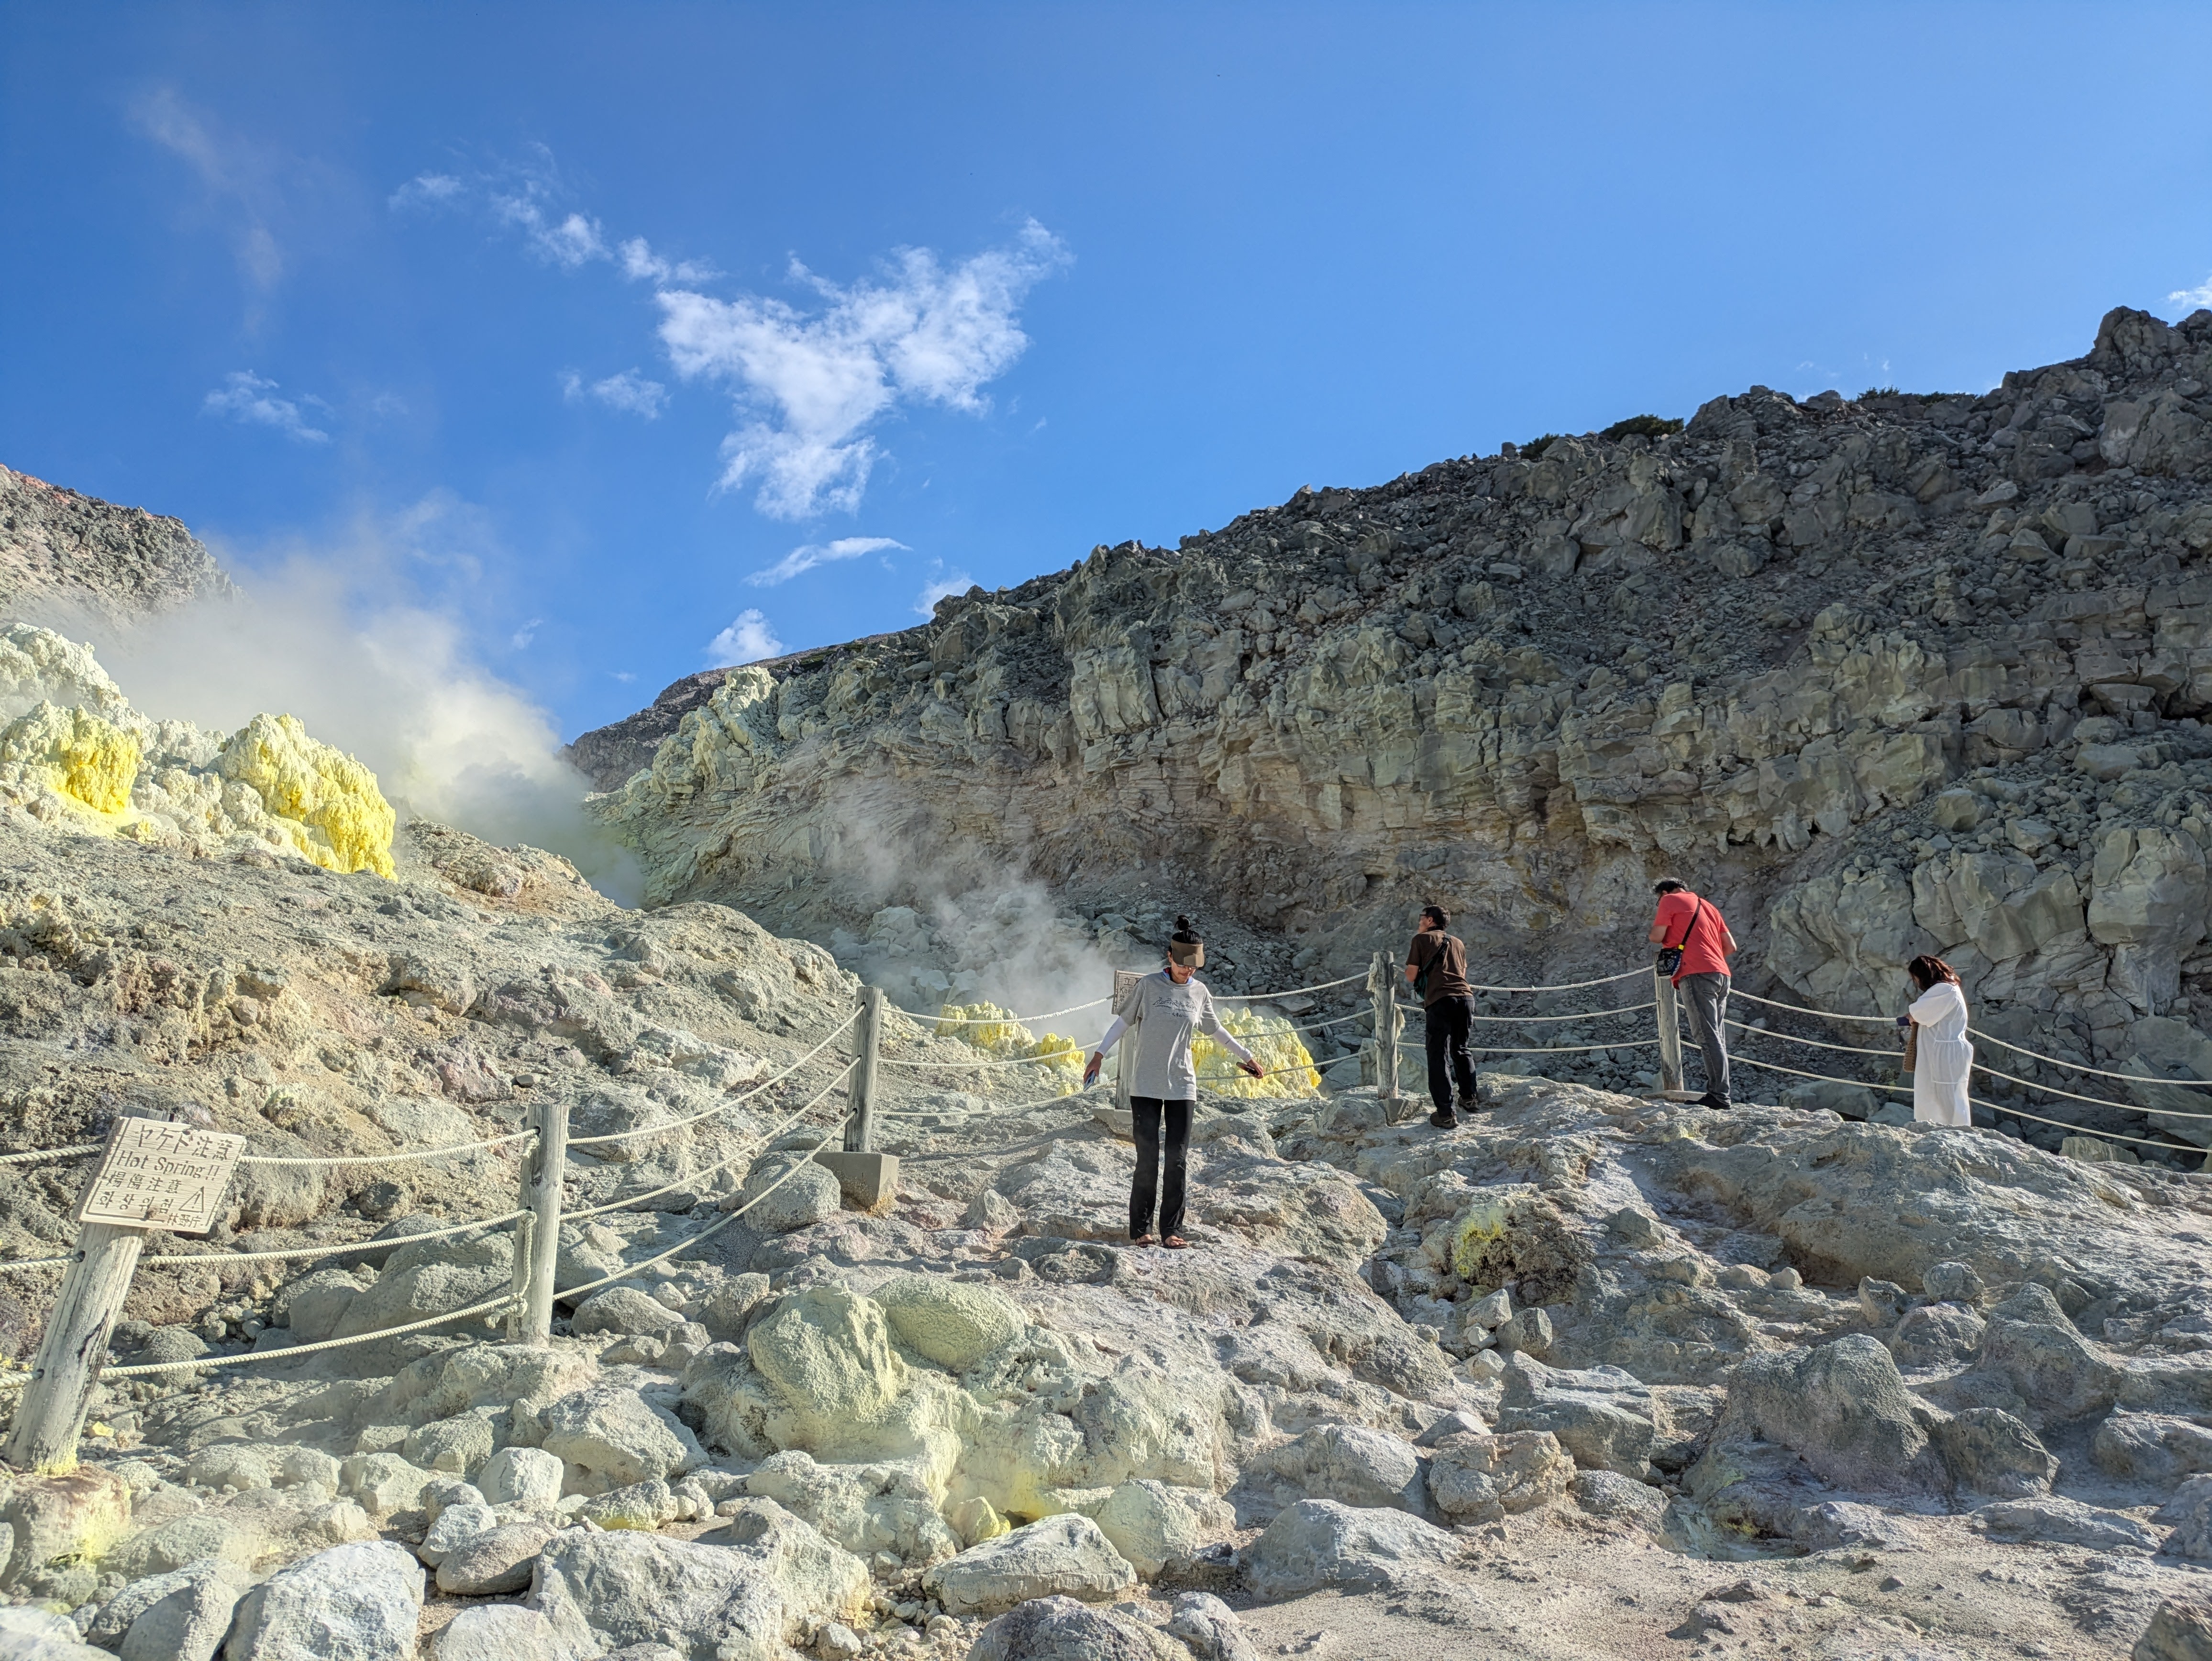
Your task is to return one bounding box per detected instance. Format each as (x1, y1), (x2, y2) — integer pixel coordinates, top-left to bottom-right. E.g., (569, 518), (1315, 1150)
(1174, 914), (1193, 932)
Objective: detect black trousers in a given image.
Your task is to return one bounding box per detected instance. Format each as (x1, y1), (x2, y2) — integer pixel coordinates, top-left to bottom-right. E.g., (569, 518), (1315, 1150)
(1130, 1097), (1192, 1238)
(1425, 995), (1479, 1114)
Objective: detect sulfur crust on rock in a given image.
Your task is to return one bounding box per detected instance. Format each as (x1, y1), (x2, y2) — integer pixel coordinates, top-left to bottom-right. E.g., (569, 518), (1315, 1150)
(1196, 1005), (1319, 1097)
(934, 1002), (1084, 1093)
(0, 625), (396, 877)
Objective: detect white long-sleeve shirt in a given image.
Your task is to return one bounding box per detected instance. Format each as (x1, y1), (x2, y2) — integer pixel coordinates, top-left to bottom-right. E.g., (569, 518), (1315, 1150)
(1095, 971), (1253, 1100)
(1908, 980), (1973, 1085)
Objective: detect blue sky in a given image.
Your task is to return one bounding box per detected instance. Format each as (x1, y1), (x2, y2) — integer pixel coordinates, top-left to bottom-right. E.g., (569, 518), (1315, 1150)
(4, 2), (2211, 743)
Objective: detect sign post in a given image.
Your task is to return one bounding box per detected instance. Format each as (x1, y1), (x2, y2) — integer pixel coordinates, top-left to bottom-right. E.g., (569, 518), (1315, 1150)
(7, 1118), (243, 1473)
(816, 986), (899, 1209)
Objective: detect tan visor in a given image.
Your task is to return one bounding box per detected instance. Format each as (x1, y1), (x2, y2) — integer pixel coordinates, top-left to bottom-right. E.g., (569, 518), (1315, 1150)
(1168, 940), (1204, 968)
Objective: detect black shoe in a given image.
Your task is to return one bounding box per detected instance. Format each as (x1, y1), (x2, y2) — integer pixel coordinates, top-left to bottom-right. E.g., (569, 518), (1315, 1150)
(1428, 1109), (1457, 1130)
(1694, 1092), (1730, 1110)
(1457, 1095), (1484, 1118)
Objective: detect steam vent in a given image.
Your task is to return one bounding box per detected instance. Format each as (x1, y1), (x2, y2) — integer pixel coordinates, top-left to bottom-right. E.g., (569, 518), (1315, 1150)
(7, 307), (2212, 1658)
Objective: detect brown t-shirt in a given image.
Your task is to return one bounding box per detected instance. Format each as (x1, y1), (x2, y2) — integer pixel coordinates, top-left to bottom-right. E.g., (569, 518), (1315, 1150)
(1407, 931), (1473, 1008)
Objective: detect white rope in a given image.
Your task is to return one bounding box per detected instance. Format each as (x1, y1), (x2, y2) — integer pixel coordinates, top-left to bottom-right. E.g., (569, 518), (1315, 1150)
(883, 1049), (1081, 1071)
(240, 1129), (534, 1168)
(101, 1287), (517, 1378)
(1216, 971), (1367, 1001)
(1396, 1038), (1660, 1055)
(0, 1256), (70, 1273)
(1970, 1028), (2212, 1091)
(565, 1008), (862, 1147)
(1286, 1010), (1369, 1034)
(1466, 1002), (1655, 1024)
(1463, 969), (1645, 994)
(1971, 1096), (2204, 1152)
(1731, 988), (1896, 1026)
(1729, 1052), (1912, 1096)
(1726, 1020), (1900, 1059)
(1974, 1061), (2212, 1121)
(565, 1063), (855, 1221)
(0, 1144), (101, 1166)
(898, 998), (1107, 1029)
(142, 1212), (527, 1268)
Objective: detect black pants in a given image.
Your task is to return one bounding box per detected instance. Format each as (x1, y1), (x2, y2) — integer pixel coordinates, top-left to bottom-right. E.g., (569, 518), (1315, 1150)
(1130, 1097), (1192, 1238)
(1425, 995), (1479, 1115)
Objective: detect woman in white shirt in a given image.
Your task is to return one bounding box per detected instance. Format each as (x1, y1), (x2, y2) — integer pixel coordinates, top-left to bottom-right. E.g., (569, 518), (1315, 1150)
(1083, 917), (1262, 1249)
(1903, 955), (1973, 1128)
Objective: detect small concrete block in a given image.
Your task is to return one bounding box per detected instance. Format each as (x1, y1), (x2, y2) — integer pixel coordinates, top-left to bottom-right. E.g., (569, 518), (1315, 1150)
(814, 1151), (900, 1208)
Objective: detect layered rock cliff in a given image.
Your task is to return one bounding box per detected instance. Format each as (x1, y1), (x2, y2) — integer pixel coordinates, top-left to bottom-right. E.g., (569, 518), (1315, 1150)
(0, 464), (237, 623)
(585, 306), (2212, 1141)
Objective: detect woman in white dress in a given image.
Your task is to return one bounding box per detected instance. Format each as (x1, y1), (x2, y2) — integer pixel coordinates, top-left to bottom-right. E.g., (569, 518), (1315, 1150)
(1903, 954), (1973, 1128)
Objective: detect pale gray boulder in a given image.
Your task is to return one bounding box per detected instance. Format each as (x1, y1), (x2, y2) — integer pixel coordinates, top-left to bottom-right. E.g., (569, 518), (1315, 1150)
(2098, 1412), (2212, 1485)
(1971, 1284), (2124, 1423)
(923, 1515), (1137, 1617)
(225, 1539), (425, 1661)
(1570, 1469), (1669, 1528)
(965, 1595), (1190, 1661)
(1709, 1334), (1949, 1495)
(1093, 1479), (1236, 1579)
(433, 1604), (564, 1661)
(2158, 1474), (2212, 1560)
(0, 1606), (110, 1661)
(1426, 1430), (1575, 1522)
(437, 1522), (554, 1595)
(1495, 1355), (1657, 1479)
(1889, 1302), (1986, 1370)
(1245, 1422), (1428, 1519)
(1933, 1407), (2057, 1498)
(477, 1445), (566, 1508)
(538, 1382), (705, 1493)
(87, 1560), (254, 1661)
(1239, 1500), (1469, 1601)
(1166, 1592), (1258, 1661)
(575, 1285), (687, 1338)
(730, 1155), (841, 1233)
(417, 1500), (497, 1567)
(405, 1413), (495, 1477)
(2135, 1596), (2212, 1661)
(1922, 1261), (1986, 1305)
(531, 1502), (869, 1661)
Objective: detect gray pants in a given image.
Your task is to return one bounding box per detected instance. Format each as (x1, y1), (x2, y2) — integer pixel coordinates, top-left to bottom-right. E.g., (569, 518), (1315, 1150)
(1679, 973), (1730, 1105)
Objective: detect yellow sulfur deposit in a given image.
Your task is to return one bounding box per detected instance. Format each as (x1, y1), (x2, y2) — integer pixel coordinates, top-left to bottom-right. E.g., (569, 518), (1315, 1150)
(216, 713), (397, 877)
(0, 702), (142, 818)
(1450, 1193), (1517, 1282)
(1196, 1004), (1320, 1098)
(933, 1001), (1085, 1094)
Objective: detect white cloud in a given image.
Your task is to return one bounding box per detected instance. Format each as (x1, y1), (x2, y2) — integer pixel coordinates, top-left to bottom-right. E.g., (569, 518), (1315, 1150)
(619, 236), (717, 286)
(2172, 274), (2212, 311)
(511, 618), (542, 649)
(609, 670), (637, 683)
(746, 535), (907, 588)
(201, 371), (330, 443)
(705, 609), (785, 667)
(913, 561), (973, 617)
(389, 172), (465, 210)
(131, 88), (287, 292)
(561, 367), (667, 418)
(655, 220), (1070, 518)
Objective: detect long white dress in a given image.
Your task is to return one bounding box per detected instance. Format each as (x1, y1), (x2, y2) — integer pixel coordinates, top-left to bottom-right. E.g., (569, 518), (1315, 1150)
(1909, 981), (1973, 1128)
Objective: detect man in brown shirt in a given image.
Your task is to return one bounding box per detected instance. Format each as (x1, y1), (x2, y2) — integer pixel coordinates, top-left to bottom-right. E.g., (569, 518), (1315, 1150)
(1405, 904), (1480, 1129)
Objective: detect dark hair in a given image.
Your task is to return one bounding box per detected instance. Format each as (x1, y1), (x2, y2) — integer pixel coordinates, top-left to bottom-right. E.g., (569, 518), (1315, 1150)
(1171, 914), (1200, 944)
(1907, 954), (1961, 991)
(1421, 904), (1449, 929)
(1652, 879), (1687, 896)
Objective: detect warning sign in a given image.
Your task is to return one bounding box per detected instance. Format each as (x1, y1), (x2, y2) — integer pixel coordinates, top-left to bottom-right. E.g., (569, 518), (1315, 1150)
(75, 1118), (246, 1236)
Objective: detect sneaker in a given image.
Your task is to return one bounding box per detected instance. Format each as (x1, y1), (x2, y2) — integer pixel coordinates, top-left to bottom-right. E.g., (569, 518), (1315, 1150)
(1694, 1092), (1730, 1110)
(1457, 1095), (1484, 1118)
(1428, 1109), (1457, 1130)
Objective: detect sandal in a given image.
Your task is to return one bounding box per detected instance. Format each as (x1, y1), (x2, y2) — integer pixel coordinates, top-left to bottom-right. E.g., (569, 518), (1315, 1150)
(1163, 1235), (1189, 1250)
(1131, 1233), (1157, 1247)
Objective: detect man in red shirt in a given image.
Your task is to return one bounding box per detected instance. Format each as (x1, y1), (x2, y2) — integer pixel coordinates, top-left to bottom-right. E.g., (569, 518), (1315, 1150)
(1648, 879), (1739, 1109)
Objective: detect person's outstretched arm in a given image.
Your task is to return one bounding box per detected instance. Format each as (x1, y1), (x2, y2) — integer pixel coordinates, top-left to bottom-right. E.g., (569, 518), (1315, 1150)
(1084, 1015), (1129, 1086)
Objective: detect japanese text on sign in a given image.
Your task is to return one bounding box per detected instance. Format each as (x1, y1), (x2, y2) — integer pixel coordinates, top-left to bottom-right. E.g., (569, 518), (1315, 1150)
(75, 1119), (246, 1235)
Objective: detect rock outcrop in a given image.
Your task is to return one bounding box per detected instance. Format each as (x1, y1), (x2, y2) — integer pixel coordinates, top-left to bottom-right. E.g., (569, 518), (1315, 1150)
(582, 305), (2212, 1153)
(0, 464), (236, 626)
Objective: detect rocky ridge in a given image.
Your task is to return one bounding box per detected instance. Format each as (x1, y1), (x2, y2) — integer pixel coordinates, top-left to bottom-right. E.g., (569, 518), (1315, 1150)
(0, 465), (235, 626)
(583, 305), (2212, 1162)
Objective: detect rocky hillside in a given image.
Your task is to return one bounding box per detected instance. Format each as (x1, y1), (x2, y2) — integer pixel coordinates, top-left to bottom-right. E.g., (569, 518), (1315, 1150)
(0, 465), (236, 624)
(584, 306), (2212, 1147)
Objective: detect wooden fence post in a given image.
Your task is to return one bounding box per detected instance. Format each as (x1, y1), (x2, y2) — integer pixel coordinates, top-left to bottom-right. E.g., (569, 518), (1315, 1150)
(1380, 952), (1402, 1109)
(1656, 966), (1685, 1096)
(515, 1094), (568, 1345)
(5, 1223), (146, 1473)
(845, 986), (884, 1155)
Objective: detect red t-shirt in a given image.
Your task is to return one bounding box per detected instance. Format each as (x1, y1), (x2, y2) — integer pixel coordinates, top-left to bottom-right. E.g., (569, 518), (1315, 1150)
(1653, 892), (1730, 983)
